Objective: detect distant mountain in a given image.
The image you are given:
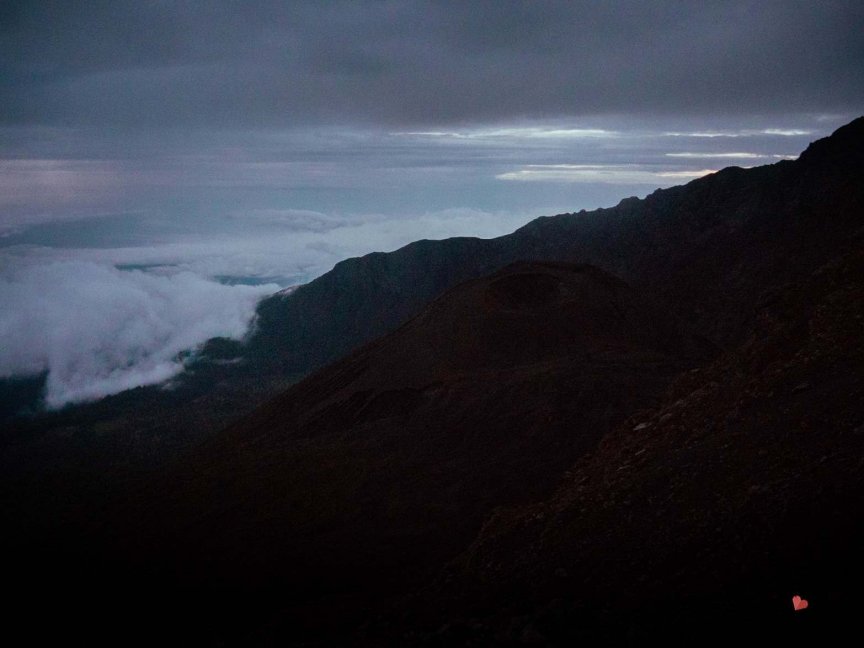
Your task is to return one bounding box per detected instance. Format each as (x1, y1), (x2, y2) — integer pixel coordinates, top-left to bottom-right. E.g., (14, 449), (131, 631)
(2, 117), (863, 646)
(246, 116), (864, 373)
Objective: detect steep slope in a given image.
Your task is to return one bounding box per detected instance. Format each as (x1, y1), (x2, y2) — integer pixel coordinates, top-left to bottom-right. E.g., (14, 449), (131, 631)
(77, 262), (707, 643)
(405, 234), (864, 645)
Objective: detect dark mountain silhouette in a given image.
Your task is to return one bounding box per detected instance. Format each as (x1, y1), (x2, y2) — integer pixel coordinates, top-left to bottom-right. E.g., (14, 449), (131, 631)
(2, 117), (863, 646)
(415, 239), (864, 645)
(247, 116), (863, 373)
(120, 261), (710, 616)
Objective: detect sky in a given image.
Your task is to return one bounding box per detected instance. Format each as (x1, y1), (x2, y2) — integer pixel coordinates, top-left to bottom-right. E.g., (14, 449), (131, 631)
(1, 0), (863, 407)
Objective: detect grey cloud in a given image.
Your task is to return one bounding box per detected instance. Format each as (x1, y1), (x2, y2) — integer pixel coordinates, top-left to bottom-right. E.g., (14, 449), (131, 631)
(2, 1), (862, 129)
(0, 118), (831, 235)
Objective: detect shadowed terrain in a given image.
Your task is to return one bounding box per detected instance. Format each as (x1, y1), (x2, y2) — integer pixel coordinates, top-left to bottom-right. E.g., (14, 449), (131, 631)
(1, 117), (863, 646)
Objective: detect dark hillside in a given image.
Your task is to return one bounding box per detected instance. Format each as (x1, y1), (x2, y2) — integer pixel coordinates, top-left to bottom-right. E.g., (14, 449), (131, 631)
(76, 262), (708, 644)
(409, 236), (864, 645)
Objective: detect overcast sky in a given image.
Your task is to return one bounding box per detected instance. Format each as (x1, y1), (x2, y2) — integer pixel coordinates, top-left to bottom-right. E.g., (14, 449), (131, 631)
(1, 0), (862, 406)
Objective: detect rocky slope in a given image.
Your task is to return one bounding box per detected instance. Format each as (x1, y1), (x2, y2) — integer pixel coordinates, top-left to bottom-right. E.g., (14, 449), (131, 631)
(403, 237), (864, 645)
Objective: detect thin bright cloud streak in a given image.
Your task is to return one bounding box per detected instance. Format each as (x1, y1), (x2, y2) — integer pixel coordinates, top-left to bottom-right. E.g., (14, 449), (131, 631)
(656, 169), (718, 178)
(496, 164), (717, 184)
(663, 128), (814, 138)
(391, 127), (618, 140)
(665, 152), (766, 159)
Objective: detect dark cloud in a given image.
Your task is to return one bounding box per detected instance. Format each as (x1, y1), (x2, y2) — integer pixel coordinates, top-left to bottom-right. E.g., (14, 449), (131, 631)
(1, 1), (862, 128)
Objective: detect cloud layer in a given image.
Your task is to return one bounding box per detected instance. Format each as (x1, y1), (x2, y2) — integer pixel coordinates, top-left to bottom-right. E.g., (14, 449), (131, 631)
(2, 1), (862, 127)
(0, 261), (275, 407)
(0, 206), (543, 407)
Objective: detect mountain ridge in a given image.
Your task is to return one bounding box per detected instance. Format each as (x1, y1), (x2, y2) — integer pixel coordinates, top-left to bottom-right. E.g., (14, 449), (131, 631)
(246, 117), (864, 378)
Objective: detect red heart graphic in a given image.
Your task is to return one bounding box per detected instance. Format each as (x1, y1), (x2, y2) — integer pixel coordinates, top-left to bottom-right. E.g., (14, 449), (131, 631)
(792, 595), (809, 611)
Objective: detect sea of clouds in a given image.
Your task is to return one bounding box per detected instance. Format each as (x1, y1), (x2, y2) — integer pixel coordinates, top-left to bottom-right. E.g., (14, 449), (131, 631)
(0, 207), (541, 408)
(0, 261), (276, 408)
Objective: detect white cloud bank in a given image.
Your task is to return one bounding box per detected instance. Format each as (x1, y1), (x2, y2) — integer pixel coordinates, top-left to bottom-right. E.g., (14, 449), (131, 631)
(0, 261), (276, 408)
(0, 206), (542, 409)
(2, 207), (541, 285)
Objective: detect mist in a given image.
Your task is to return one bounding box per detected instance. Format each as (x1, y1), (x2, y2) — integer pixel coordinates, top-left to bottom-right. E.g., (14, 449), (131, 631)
(0, 261), (276, 407)
(0, 205), (556, 408)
